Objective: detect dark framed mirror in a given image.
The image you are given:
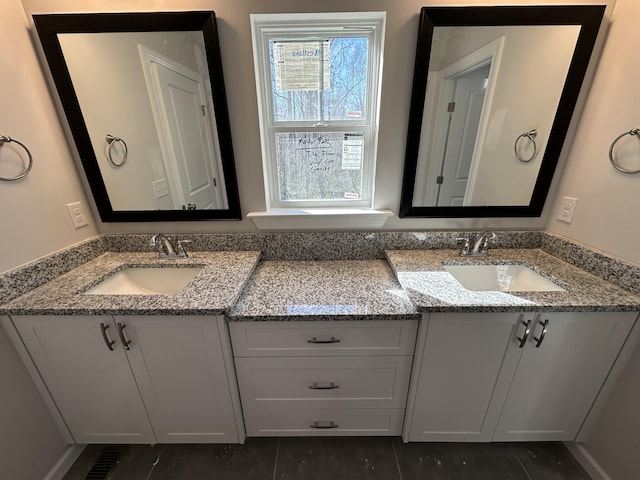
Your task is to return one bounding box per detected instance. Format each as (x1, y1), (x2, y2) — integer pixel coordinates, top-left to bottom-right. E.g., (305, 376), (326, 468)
(34, 11), (241, 221)
(399, 5), (605, 218)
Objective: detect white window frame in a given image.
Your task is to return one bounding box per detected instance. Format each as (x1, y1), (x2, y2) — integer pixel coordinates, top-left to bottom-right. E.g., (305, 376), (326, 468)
(251, 12), (386, 210)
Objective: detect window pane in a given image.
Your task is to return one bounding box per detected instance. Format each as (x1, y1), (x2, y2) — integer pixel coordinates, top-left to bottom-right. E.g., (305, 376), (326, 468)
(270, 37), (369, 122)
(275, 131), (364, 201)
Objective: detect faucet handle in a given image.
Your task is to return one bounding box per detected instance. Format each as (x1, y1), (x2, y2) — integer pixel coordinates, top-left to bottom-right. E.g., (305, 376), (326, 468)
(456, 237), (470, 255)
(176, 239), (192, 258)
(149, 233), (161, 247)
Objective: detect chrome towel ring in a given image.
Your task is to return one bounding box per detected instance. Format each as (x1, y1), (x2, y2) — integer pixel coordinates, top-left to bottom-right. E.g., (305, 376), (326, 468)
(514, 129), (538, 162)
(608, 128), (640, 174)
(105, 134), (128, 167)
(0, 135), (33, 181)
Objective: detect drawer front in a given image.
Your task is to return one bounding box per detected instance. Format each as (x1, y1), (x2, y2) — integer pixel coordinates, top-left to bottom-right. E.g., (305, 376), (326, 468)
(229, 320), (417, 357)
(235, 356), (412, 409)
(244, 407), (405, 436)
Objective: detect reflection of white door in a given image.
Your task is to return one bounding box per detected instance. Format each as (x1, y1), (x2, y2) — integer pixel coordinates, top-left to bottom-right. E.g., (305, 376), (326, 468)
(139, 46), (222, 210)
(437, 73), (487, 206)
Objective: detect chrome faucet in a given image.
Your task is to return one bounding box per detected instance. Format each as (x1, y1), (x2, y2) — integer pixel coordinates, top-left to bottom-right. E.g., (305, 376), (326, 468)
(149, 234), (191, 259)
(457, 231), (497, 257)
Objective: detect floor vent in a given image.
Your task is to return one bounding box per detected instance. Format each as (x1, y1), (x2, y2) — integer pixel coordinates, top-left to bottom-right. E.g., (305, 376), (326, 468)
(84, 446), (128, 480)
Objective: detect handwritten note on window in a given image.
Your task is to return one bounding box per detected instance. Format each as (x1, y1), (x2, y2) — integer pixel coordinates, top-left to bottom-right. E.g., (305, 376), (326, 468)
(275, 132), (364, 201)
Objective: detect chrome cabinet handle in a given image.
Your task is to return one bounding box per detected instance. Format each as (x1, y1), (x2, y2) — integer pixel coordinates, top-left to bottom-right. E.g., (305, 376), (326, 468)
(309, 382), (339, 390)
(117, 322), (132, 350)
(533, 319), (549, 348)
(310, 421), (338, 429)
(307, 336), (341, 344)
(100, 322), (115, 351)
(517, 320), (532, 348)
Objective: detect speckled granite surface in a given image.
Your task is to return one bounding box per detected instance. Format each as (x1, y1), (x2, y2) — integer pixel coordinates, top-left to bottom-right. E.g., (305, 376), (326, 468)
(1, 231), (638, 318)
(385, 249), (640, 313)
(0, 251), (261, 315)
(541, 233), (640, 295)
(228, 260), (419, 321)
(0, 236), (106, 305)
(102, 230), (544, 261)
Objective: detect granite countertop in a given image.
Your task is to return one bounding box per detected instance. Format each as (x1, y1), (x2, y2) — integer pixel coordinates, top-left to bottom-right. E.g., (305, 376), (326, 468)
(228, 259), (419, 321)
(0, 251), (261, 315)
(385, 249), (640, 313)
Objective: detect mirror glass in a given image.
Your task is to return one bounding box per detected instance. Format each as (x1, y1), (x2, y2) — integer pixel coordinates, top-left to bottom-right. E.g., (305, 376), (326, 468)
(34, 12), (241, 221)
(400, 6), (605, 218)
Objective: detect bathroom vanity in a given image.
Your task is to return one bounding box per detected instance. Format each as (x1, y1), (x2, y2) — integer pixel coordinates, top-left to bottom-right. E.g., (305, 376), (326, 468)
(1, 234), (638, 446)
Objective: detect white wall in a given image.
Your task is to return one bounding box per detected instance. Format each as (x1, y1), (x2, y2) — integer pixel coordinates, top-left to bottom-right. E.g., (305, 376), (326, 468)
(0, 1), (92, 478)
(0, 0), (97, 274)
(21, 0), (614, 233)
(545, 0), (640, 478)
(547, 0), (640, 266)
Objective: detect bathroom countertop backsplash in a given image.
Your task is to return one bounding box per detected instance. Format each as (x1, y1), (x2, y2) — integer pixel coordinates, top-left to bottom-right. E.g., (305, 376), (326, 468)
(1, 231), (638, 318)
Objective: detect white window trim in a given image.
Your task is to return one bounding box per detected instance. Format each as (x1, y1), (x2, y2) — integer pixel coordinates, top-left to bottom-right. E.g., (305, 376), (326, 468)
(247, 208), (393, 230)
(250, 12), (386, 213)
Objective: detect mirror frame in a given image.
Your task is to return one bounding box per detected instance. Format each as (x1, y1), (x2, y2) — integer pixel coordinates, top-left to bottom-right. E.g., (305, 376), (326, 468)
(34, 11), (242, 221)
(399, 5), (605, 218)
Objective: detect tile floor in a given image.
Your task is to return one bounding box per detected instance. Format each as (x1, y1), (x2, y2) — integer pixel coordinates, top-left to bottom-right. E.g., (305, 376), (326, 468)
(62, 437), (592, 480)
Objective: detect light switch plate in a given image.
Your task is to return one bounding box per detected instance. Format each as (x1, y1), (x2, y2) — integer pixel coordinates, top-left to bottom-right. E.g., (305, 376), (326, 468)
(557, 196), (578, 224)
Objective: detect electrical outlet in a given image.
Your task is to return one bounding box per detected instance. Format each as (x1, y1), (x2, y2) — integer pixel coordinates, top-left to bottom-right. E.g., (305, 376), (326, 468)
(65, 201), (89, 229)
(557, 196), (578, 224)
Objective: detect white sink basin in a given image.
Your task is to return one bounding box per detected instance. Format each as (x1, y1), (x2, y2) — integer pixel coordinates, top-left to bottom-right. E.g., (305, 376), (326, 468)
(444, 264), (565, 292)
(84, 267), (203, 295)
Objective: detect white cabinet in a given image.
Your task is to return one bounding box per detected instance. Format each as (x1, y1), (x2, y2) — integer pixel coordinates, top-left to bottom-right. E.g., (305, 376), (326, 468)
(405, 313), (520, 442)
(406, 311), (636, 442)
(230, 320), (417, 436)
(12, 315), (241, 444)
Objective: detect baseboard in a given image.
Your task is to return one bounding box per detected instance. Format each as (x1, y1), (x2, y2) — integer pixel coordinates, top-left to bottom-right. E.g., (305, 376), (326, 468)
(43, 445), (85, 480)
(564, 442), (612, 480)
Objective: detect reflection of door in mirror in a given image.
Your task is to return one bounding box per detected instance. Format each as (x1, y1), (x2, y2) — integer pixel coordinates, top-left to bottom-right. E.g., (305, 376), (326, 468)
(58, 31), (227, 211)
(413, 25), (580, 208)
(139, 46), (227, 210)
(414, 36), (503, 207)
(435, 66), (489, 206)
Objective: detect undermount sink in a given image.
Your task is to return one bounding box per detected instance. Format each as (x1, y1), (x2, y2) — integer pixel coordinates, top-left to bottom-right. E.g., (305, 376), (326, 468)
(84, 266), (203, 295)
(444, 264), (565, 292)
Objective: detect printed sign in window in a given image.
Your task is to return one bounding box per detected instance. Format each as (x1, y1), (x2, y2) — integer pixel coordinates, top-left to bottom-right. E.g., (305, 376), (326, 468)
(342, 133), (364, 170)
(273, 40), (331, 91)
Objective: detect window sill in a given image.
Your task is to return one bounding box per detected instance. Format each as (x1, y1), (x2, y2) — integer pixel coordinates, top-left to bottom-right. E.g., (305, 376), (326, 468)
(247, 209), (393, 230)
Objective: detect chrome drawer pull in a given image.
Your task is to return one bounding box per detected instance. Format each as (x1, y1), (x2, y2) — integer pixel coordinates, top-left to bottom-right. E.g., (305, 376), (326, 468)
(517, 319), (532, 348)
(533, 319), (549, 348)
(310, 421), (338, 429)
(307, 336), (341, 344)
(309, 382), (339, 390)
(99, 322), (115, 351)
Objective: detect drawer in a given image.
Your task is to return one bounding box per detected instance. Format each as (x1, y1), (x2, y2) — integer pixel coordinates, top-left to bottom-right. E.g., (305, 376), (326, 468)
(234, 356), (412, 409)
(244, 407), (405, 436)
(229, 320), (417, 357)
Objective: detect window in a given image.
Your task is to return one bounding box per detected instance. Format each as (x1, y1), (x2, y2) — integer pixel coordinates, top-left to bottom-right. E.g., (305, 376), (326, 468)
(251, 12), (386, 209)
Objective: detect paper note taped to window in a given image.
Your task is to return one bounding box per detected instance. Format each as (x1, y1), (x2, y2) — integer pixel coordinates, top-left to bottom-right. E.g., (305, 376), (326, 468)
(273, 40), (331, 91)
(342, 133), (364, 170)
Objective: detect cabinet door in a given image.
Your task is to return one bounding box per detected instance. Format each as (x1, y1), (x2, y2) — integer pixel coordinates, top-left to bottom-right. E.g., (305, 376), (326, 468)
(119, 315), (240, 443)
(407, 313), (522, 442)
(13, 316), (155, 444)
(493, 311), (636, 441)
